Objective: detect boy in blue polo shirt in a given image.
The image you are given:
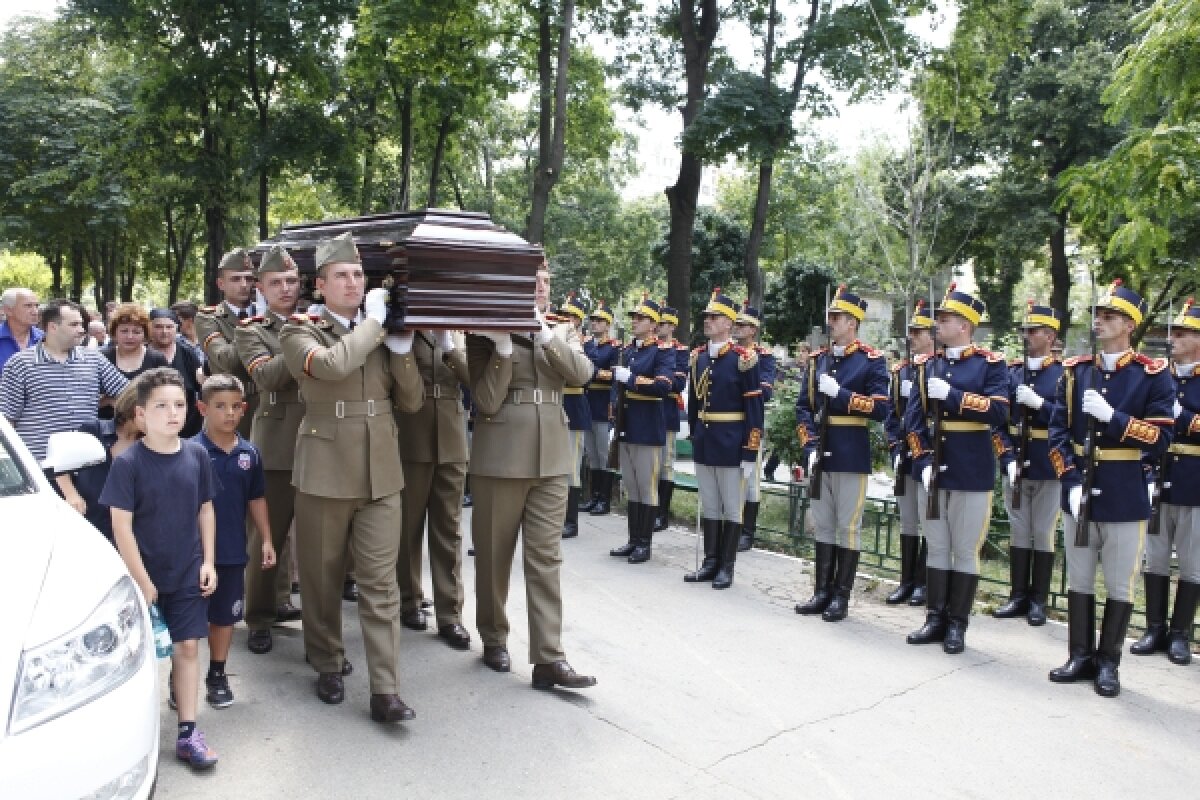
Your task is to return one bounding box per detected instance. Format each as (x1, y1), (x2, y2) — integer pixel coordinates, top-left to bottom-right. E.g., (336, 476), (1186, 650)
(195, 374), (274, 709)
(101, 367), (219, 770)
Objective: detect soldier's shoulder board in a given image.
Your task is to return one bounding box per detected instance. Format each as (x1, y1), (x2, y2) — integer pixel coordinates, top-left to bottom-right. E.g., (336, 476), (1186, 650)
(862, 345), (885, 359)
(1136, 353), (1168, 374)
(735, 345), (758, 372)
(890, 359), (907, 373)
(239, 314), (264, 327)
(198, 305), (218, 315)
(675, 341), (689, 351)
(982, 349), (1006, 363)
(1063, 354), (1092, 368)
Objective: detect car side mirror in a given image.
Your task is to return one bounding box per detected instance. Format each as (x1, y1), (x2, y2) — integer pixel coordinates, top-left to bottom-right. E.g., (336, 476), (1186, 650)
(41, 432), (106, 474)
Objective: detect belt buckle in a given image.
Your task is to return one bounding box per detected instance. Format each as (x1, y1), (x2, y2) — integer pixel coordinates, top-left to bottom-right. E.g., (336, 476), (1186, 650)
(335, 400), (345, 419)
(367, 399), (376, 417)
(532, 388), (543, 404)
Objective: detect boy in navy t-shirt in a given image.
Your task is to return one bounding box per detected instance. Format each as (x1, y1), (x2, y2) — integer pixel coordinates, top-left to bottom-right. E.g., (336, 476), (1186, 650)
(194, 374), (274, 709)
(101, 367), (219, 770)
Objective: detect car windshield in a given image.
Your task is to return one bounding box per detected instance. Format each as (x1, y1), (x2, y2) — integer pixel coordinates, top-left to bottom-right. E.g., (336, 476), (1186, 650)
(0, 428), (35, 497)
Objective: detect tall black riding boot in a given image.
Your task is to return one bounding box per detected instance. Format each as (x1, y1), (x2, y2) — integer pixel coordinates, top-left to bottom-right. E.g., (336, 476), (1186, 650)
(684, 519), (721, 582)
(653, 480), (674, 532)
(1026, 549), (1055, 626)
(992, 546), (1032, 619)
(822, 548), (860, 622)
(887, 535), (918, 604)
(628, 502), (654, 563)
(1049, 591), (1096, 683)
(609, 501), (638, 557)
(1167, 580), (1200, 666)
(1130, 573), (1170, 655)
(737, 501), (760, 552)
(907, 567), (949, 644)
(712, 520), (742, 589)
(943, 572), (980, 654)
(562, 487), (580, 539)
(1095, 599), (1134, 697)
(578, 469), (600, 512)
(590, 470), (612, 515)
(795, 542), (837, 615)
(908, 538), (928, 606)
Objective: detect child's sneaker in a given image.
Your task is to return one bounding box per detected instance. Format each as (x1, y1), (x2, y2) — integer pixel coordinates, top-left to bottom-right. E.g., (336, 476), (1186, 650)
(175, 729), (218, 769)
(206, 673), (234, 709)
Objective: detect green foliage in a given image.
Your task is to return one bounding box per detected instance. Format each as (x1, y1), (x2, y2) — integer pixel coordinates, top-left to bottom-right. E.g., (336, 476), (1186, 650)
(0, 251), (53, 297)
(762, 257), (833, 345)
(765, 378), (803, 470)
(652, 207), (749, 338)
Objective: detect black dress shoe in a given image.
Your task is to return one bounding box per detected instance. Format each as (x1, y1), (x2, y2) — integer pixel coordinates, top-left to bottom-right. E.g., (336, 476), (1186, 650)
(276, 602), (303, 623)
(370, 694), (416, 722)
(482, 645), (511, 673)
(317, 672), (344, 704)
(342, 580), (359, 603)
(401, 608), (428, 632)
(247, 629), (273, 654)
(532, 660), (597, 690)
(437, 623), (472, 650)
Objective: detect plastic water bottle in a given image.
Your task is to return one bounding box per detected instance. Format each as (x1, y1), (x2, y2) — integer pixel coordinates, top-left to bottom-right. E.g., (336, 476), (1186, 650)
(148, 604), (173, 659)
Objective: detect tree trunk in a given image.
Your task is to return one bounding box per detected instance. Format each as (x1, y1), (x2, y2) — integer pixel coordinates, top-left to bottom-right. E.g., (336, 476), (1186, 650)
(743, 158), (772, 308)
(526, 0), (575, 244)
(398, 82), (414, 211)
(258, 162), (269, 241)
(205, 205), (225, 304)
(361, 138), (376, 215)
(1049, 209), (1071, 344)
(427, 113), (453, 208)
(69, 241), (85, 302)
(49, 245), (64, 299)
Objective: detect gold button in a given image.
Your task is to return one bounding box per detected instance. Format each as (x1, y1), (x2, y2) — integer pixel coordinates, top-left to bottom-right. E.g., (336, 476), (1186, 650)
(310, 429), (316, 433)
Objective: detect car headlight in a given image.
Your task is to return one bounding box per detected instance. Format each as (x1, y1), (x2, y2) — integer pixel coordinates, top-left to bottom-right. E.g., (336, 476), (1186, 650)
(8, 575), (148, 735)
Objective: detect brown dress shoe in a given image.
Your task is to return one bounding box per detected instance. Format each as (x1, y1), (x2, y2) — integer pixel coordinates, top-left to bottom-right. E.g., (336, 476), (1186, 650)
(482, 645), (511, 672)
(369, 694), (416, 723)
(437, 623), (471, 650)
(401, 608), (428, 631)
(247, 629), (272, 654)
(316, 672), (344, 704)
(532, 661), (597, 690)
(276, 602), (302, 622)
(306, 653), (353, 676)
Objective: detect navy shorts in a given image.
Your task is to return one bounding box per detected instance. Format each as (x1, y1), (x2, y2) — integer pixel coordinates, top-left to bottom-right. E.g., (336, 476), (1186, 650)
(207, 565), (245, 626)
(157, 584), (209, 643)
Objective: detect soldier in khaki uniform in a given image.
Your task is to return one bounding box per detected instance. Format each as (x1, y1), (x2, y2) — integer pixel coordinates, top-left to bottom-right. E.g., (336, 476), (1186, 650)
(466, 264), (598, 690)
(196, 248), (260, 438)
(394, 329), (472, 650)
(234, 245), (306, 655)
(280, 232), (425, 723)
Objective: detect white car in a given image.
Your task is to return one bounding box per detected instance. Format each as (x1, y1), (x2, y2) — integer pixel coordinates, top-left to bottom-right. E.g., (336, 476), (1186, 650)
(0, 417), (158, 799)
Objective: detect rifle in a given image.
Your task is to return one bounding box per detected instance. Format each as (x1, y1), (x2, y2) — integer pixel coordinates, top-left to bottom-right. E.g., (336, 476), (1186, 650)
(1011, 300), (1033, 509)
(894, 301), (912, 498)
(926, 282), (943, 521)
(1075, 272), (1101, 547)
(606, 331), (628, 470)
(809, 282), (834, 500)
(1148, 295), (1174, 536)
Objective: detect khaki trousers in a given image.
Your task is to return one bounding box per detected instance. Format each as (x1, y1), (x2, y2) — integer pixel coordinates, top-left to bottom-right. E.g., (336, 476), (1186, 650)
(294, 490), (404, 694)
(1002, 477), (1060, 552)
(398, 460), (467, 627)
(245, 470), (296, 631)
(1146, 504), (1200, 581)
(1064, 516), (1145, 602)
(567, 430), (585, 488)
(811, 471), (868, 550)
(472, 475), (567, 664)
(919, 487), (993, 575)
(619, 443), (660, 504)
(657, 431), (677, 482)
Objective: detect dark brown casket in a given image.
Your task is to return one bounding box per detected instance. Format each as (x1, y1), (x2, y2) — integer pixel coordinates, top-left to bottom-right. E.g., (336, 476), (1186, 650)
(252, 209), (543, 332)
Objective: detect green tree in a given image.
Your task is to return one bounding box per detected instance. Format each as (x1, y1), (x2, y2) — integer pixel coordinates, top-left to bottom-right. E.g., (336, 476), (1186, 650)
(762, 256), (833, 346)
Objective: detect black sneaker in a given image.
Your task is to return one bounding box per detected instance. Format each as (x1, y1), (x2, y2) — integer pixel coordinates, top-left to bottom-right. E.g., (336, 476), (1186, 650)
(206, 673), (234, 709)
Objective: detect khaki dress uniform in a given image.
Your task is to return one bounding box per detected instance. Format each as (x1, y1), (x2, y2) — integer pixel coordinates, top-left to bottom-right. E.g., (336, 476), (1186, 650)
(394, 332), (471, 633)
(280, 311), (424, 695)
(196, 265), (259, 439)
(466, 332), (594, 665)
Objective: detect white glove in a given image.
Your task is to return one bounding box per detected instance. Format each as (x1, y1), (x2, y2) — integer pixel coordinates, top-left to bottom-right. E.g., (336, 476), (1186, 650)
(1015, 384), (1044, 410)
(364, 288), (389, 324)
(1068, 486), (1082, 518)
(921, 465), (933, 492)
(1006, 461), (1018, 485)
(818, 373), (840, 398)
(807, 451), (818, 476)
(385, 332), (414, 355)
(436, 330), (455, 353)
(533, 306), (554, 345)
(1148, 483), (1156, 505)
(613, 366), (632, 384)
(480, 331), (513, 356)
(742, 461), (756, 481)
(901, 379), (913, 398)
(893, 452), (902, 472)
(1081, 388), (1114, 423)
(1174, 401), (1184, 419)
(927, 377), (951, 400)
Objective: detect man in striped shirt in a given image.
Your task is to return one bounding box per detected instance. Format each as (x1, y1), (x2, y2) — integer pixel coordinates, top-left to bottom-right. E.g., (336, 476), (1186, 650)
(0, 299), (128, 461)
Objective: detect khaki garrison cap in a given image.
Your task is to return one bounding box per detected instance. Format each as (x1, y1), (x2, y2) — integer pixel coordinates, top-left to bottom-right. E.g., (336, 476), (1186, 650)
(315, 232), (361, 271)
(218, 248), (254, 272)
(257, 244), (296, 274)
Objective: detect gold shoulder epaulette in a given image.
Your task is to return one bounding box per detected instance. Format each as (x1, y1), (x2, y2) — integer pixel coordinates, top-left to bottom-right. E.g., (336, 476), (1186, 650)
(1064, 354), (1092, 368)
(737, 346), (758, 372)
(1136, 353), (1168, 374)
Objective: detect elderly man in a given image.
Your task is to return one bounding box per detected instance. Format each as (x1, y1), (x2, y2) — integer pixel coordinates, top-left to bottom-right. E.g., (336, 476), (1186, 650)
(0, 288), (43, 373)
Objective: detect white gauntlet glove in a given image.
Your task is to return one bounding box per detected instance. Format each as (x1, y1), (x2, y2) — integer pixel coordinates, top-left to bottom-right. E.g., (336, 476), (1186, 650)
(385, 332), (414, 355)
(922, 465), (933, 492)
(1081, 389), (1114, 423)
(818, 373), (840, 398)
(1174, 400), (1184, 419)
(1015, 384), (1044, 410)
(1006, 461), (1018, 485)
(1068, 486), (1082, 518)
(927, 377), (951, 401)
(533, 306), (554, 345)
(364, 288), (389, 324)
(807, 451), (818, 476)
(613, 366), (632, 384)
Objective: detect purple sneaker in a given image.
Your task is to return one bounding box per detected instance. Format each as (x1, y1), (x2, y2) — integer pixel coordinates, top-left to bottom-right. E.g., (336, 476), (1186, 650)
(175, 729), (218, 769)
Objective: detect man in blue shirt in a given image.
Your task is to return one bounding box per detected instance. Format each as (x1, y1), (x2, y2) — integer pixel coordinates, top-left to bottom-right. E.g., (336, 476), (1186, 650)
(0, 288), (43, 373)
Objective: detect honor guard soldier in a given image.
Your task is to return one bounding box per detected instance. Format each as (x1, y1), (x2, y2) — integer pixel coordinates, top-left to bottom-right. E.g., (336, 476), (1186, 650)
(465, 264), (598, 690)
(233, 245), (304, 654)
(683, 290), (765, 590)
(556, 294), (592, 538)
(733, 301), (776, 551)
(884, 299), (934, 605)
(580, 301), (621, 515)
(279, 232), (425, 723)
(1047, 279), (1174, 696)
(992, 301), (1064, 627)
(652, 303), (689, 532)
(196, 248), (259, 437)
(608, 296), (675, 564)
(393, 329), (472, 650)
(1133, 297), (1200, 665)
(904, 284), (1009, 654)
(794, 286), (890, 621)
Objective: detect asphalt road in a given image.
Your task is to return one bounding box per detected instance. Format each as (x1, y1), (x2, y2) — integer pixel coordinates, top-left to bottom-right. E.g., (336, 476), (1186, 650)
(154, 507), (1200, 799)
